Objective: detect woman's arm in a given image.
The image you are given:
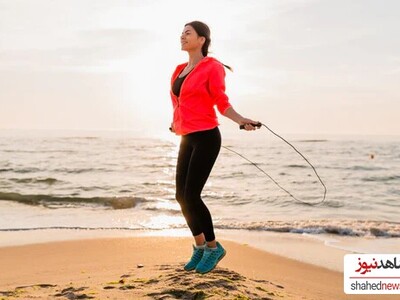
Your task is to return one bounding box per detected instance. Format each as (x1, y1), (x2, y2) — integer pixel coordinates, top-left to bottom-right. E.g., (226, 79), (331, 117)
(208, 62), (259, 131)
(223, 106), (260, 131)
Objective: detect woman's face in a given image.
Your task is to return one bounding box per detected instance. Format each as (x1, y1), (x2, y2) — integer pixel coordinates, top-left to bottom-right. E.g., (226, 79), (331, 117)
(180, 25), (205, 53)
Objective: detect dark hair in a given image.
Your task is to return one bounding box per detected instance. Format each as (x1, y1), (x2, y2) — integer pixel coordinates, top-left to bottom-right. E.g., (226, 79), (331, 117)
(184, 20), (232, 72)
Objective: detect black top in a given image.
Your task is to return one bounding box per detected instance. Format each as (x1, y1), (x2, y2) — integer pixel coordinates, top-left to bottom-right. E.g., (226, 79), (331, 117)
(172, 70), (191, 97)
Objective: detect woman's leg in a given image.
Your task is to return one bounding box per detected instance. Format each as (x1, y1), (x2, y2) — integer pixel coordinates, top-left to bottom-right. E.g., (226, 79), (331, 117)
(176, 127), (225, 273)
(176, 135), (204, 242)
(184, 129), (227, 274)
(175, 127), (221, 246)
(182, 127), (221, 244)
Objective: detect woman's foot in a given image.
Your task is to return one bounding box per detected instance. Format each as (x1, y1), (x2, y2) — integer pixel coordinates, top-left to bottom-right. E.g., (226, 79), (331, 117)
(195, 241), (226, 274)
(184, 243), (206, 271)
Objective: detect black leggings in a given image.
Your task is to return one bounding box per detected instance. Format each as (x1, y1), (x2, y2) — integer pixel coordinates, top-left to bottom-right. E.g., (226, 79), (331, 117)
(175, 127), (221, 242)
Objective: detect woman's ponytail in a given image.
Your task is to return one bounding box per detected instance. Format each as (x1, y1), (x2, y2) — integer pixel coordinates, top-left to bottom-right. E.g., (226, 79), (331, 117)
(222, 64), (233, 72)
(185, 21), (233, 72)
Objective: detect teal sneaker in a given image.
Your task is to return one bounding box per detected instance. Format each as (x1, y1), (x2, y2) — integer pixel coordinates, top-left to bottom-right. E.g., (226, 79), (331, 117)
(184, 244), (205, 271)
(195, 241), (226, 274)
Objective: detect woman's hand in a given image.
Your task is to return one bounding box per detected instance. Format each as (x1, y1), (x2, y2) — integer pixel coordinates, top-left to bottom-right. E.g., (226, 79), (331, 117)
(239, 118), (261, 131)
(169, 123), (175, 133)
(223, 107), (260, 131)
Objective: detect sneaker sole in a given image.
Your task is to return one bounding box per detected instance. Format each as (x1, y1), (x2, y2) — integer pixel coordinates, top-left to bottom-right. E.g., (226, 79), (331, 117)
(184, 265), (196, 271)
(195, 249), (227, 274)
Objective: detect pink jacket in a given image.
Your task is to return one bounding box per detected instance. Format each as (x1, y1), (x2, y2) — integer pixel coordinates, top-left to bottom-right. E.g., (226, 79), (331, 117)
(170, 57), (232, 135)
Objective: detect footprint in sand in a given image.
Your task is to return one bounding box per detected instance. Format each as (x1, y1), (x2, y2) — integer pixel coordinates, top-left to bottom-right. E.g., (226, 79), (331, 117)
(54, 286), (95, 299)
(101, 263), (288, 300)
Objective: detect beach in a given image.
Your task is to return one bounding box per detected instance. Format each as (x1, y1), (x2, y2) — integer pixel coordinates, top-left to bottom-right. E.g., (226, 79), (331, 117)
(0, 233), (398, 300)
(0, 236), (379, 300)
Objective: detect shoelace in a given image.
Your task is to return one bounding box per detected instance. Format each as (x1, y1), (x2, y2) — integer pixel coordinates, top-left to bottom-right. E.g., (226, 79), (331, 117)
(202, 249), (220, 266)
(193, 248), (204, 260)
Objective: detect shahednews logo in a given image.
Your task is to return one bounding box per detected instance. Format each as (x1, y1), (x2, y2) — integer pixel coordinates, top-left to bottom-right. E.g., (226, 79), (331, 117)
(344, 254), (400, 294)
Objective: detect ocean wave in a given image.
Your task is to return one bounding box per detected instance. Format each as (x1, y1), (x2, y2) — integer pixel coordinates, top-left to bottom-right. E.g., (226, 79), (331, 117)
(1, 220), (399, 238)
(136, 163), (175, 169)
(1, 149), (77, 154)
(0, 226), (146, 232)
(142, 206), (181, 215)
(8, 177), (60, 185)
(219, 172), (245, 179)
(143, 181), (174, 187)
(3, 167), (42, 173)
(0, 192), (147, 209)
(60, 137), (100, 140)
(361, 175), (400, 182)
(53, 167), (112, 174)
(349, 166), (387, 171)
(212, 220), (400, 238)
(295, 140), (328, 143)
(286, 164), (308, 169)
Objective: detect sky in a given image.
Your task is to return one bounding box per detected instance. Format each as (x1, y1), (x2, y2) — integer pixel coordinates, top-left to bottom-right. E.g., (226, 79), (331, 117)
(0, 0), (399, 137)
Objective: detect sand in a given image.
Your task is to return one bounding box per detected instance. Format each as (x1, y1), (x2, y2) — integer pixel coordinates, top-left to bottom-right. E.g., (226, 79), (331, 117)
(0, 236), (397, 300)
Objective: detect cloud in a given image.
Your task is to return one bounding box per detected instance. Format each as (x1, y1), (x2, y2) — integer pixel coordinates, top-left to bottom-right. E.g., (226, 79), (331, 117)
(0, 28), (152, 70)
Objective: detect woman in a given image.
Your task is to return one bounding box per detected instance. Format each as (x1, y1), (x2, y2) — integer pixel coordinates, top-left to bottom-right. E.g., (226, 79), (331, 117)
(170, 21), (259, 274)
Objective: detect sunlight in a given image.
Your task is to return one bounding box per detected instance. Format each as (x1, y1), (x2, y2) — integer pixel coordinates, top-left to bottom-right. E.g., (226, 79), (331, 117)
(140, 214), (186, 230)
(153, 200), (180, 211)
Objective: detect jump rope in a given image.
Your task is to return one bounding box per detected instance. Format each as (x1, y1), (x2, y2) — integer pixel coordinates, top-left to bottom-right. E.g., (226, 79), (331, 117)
(221, 122), (327, 206)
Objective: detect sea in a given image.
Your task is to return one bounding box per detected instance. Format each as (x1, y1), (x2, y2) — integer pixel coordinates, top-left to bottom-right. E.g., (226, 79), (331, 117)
(1, 128), (399, 270)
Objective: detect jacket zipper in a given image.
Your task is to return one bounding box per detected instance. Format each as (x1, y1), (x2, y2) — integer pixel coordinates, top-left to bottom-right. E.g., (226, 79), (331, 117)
(173, 58), (207, 122)
(175, 58), (206, 107)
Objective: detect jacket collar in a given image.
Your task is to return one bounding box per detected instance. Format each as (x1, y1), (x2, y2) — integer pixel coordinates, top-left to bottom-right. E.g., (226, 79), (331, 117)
(174, 56), (219, 81)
